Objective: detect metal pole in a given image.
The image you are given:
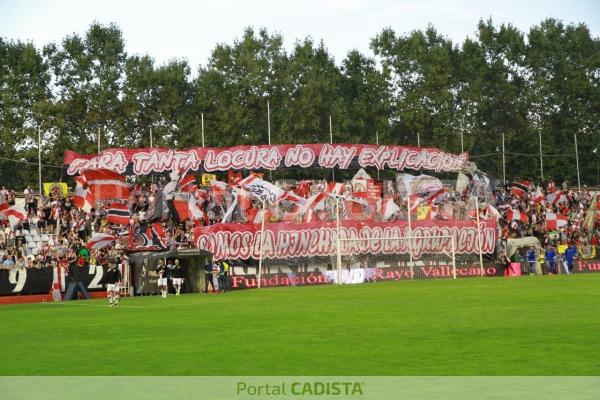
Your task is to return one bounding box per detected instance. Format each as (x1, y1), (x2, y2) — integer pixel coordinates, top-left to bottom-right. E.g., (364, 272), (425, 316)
(268, 101), (272, 181)
(451, 236), (456, 279)
(267, 100), (271, 145)
(475, 196), (484, 276)
(97, 126), (101, 154)
(38, 126), (42, 196)
(376, 130), (380, 180)
(406, 194), (414, 279)
(502, 132), (506, 185)
(150, 127), (153, 148)
(417, 132), (420, 147)
(336, 198), (343, 285)
(329, 115), (335, 182)
(201, 113), (205, 147)
(575, 133), (581, 190)
(329, 115), (333, 144)
(460, 130), (464, 154)
(539, 131), (543, 180)
(257, 199), (267, 288)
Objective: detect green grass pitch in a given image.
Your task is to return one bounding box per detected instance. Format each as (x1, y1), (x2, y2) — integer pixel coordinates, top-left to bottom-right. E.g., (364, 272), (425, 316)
(1, 275), (599, 376)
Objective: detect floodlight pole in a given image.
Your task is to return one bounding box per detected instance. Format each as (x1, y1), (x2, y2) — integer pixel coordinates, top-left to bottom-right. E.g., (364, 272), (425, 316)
(575, 133), (581, 190)
(502, 132), (506, 185)
(376, 130), (380, 180)
(475, 196), (484, 276)
(329, 115), (335, 182)
(539, 131), (543, 180)
(201, 113), (205, 147)
(257, 198), (267, 288)
(268, 101), (272, 181)
(38, 126), (42, 196)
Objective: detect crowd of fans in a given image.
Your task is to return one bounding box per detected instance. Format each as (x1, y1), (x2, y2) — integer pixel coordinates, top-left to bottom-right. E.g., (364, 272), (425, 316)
(1, 175), (600, 274)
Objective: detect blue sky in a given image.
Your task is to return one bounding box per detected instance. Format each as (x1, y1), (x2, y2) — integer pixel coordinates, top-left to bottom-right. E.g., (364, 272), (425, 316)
(1, 0), (598, 70)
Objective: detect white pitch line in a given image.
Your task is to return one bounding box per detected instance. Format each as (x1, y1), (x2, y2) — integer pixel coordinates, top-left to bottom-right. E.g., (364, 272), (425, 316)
(41, 302), (147, 309)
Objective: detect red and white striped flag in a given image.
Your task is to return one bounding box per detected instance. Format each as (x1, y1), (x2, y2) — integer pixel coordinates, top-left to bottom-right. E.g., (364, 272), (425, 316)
(86, 233), (116, 250)
(178, 174), (196, 192)
(545, 212), (568, 230)
(82, 169), (129, 201)
(507, 209), (529, 224)
(326, 182), (345, 195)
(299, 192), (328, 223)
(546, 191), (567, 206)
(510, 181), (531, 198)
(107, 203), (131, 225)
(0, 204), (27, 227)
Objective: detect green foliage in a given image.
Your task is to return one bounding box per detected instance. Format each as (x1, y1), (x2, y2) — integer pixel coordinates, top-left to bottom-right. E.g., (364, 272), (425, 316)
(1, 19), (599, 188)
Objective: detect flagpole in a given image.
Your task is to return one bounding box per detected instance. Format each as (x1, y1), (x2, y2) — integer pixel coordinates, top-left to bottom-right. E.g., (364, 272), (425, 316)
(475, 196), (484, 276)
(201, 113), (205, 147)
(38, 126), (42, 196)
(539, 131), (543, 180)
(257, 199), (267, 288)
(575, 133), (581, 190)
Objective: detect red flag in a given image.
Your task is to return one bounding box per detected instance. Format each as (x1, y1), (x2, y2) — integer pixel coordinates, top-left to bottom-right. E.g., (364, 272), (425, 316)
(107, 203), (131, 225)
(179, 174), (196, 192)
(1, 204), (27, 227)
(228, 170), (243, 185)
(510, 181), (531, 199)
(82, 169), (129, 200)
(326, 182), (345, 195)
(294, 180), (312, 198)
(73, 176), (95, 212)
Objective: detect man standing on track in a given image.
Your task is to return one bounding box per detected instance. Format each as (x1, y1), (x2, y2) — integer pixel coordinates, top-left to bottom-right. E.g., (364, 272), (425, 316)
(105, 263), (122, 307)
(156, 258), (168, 298)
